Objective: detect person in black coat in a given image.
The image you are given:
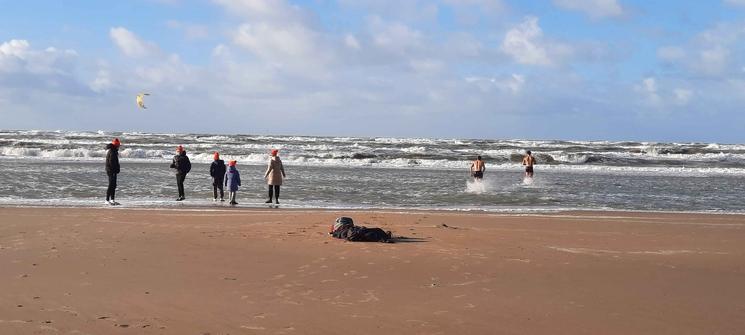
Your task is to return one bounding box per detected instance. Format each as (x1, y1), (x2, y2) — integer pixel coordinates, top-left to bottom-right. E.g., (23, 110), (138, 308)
(105, 138), (121, 205)
(170, 145), (191, 201)
(210, 151), (226, 201)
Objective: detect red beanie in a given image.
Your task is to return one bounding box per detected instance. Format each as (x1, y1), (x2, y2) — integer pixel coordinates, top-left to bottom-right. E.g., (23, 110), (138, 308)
(112, 138), (121, 147)
(271, 149), (279, 156)
(214, 152), (220, 160)
(177, 145), (184, 152)
(229, 160), (237, 167)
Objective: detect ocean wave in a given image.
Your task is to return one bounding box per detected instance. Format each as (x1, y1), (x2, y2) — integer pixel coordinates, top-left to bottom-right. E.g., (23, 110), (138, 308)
(2, 130), (745, 172)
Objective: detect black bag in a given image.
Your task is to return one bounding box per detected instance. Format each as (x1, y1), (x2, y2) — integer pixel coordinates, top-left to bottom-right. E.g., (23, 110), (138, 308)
(344, 226), (391, 242)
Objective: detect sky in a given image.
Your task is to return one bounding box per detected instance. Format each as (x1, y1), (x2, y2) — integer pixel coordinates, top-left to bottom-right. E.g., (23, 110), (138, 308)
(1, 0), (745, 142)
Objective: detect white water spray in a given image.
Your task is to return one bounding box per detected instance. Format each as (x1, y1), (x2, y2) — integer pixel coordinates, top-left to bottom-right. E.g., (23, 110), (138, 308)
(465, 178), (497, 194)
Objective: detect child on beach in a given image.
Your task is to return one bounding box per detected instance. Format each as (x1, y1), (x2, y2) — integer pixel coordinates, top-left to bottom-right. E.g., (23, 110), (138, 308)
(225, 160), (241, 205)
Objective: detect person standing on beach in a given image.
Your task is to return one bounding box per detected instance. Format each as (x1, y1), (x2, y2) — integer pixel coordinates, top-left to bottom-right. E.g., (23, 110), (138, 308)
(470, 155), (486, 180)
(522, 150), (536, 178)
(264, 149), (286, 204)
(225, 160), (241, 205)
(170, 145), (191, 201)
(210, 152), (226, 202)
(105, 138), (121, 205)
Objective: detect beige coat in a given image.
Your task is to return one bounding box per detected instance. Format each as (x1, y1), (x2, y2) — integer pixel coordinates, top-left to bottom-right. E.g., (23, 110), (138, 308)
(264, 157), (285, 185)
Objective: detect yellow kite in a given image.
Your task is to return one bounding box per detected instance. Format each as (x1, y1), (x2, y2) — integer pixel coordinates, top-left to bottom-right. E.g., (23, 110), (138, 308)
(136, 93), (150, 109)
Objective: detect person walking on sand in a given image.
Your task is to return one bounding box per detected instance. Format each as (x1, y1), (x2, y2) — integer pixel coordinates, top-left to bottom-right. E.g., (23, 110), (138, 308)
(210, 152), (226, 202)
(170, 145), (191, 201)
(105, 138), (121, 205)
(225, 160), (241, 205)
(522, 150), (536, 178)
(264, 149), (286, 204)
(470, 155), (486, 180)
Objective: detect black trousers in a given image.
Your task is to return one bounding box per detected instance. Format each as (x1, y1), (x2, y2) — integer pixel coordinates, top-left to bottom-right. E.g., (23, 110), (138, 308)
(213, 178), (224, 199)
(267, 185), (280, 200)
(106, 173), (117, 201)
(176, 173), (187, 198)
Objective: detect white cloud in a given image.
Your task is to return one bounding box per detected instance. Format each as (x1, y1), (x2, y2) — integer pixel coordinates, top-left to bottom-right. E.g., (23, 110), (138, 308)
(90, 69), (112, 93)
(215, 0), (336, 77)
(110, 27), (160, 58)
(553, 0), (624, 19)
(501, 17), (551, 65)
(0, 39), (30, 58)
(635, 78), (693, 108)
(0, 39), (78, 75)
(0, 39), (30, 72)
(232, 22), (333, 74)
(656, 22), (745, 77)
(635, 77), (661, 106)
(0, 38), (89, 97)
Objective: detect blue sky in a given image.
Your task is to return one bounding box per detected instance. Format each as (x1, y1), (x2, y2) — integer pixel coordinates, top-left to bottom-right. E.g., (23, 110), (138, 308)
(1, 0), (745, 142)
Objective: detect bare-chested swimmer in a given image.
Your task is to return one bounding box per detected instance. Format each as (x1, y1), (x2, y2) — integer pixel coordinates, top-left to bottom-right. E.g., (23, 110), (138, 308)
(471, 155), (486, 180)
(522, 150), (535, 178)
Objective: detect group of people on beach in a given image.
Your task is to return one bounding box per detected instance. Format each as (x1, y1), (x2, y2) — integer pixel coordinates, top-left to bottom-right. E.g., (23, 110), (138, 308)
(104, 138), (285, 206)
(469, 150), (536, 180)
(104, 137), (535, 206)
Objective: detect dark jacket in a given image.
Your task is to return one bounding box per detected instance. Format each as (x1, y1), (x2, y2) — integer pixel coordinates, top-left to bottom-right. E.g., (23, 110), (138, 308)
(105, 144), (120, 175)
(210, 160), (226, 181)
(170, 151), (191, 175)
(225, 166), (241, 192)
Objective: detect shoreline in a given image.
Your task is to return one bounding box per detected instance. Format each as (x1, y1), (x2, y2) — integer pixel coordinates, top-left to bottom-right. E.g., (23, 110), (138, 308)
(1, 203), (744, 217)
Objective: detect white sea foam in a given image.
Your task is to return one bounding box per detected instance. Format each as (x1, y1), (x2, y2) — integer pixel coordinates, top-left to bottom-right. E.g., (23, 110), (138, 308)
(1, 130), (745, 177)
(464, 178), (500, 194)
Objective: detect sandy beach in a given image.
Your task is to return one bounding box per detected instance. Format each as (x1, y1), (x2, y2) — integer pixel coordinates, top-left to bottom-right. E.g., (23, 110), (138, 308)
(0, 207), (744, 334)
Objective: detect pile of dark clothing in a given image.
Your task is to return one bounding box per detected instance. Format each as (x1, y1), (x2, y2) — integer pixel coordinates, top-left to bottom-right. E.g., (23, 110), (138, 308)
(329, 217), (393, 243)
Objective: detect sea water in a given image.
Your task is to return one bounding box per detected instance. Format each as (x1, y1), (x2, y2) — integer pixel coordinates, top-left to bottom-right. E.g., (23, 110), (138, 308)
(1, 130), (745, 213)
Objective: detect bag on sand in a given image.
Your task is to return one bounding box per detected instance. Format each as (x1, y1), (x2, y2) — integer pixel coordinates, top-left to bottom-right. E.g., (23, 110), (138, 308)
(330, 217), (354, 233)
(332, 225), (392, 243)
(346, 226), (391, 242)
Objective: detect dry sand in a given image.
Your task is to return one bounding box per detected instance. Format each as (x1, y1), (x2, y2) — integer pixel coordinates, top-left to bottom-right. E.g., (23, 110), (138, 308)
(0, 207), (744, 334)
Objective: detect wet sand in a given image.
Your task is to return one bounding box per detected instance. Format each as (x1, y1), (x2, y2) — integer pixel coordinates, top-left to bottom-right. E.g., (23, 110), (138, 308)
(0, 207), (744, 334)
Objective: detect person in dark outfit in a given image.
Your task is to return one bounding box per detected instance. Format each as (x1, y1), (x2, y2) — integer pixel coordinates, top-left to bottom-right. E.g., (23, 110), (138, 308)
(170, 145), (191, 201)
(105, 138), (121, 205)
(210, 152), (226, 202)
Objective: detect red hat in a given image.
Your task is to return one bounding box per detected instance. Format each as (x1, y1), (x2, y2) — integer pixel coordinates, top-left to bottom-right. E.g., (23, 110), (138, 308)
(229, 160), (237, 167)
(214, 152), (220, 160)
(177, 145), (184, 152)
(112, 138), (121, 147)
(271, 149), (279, 156)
